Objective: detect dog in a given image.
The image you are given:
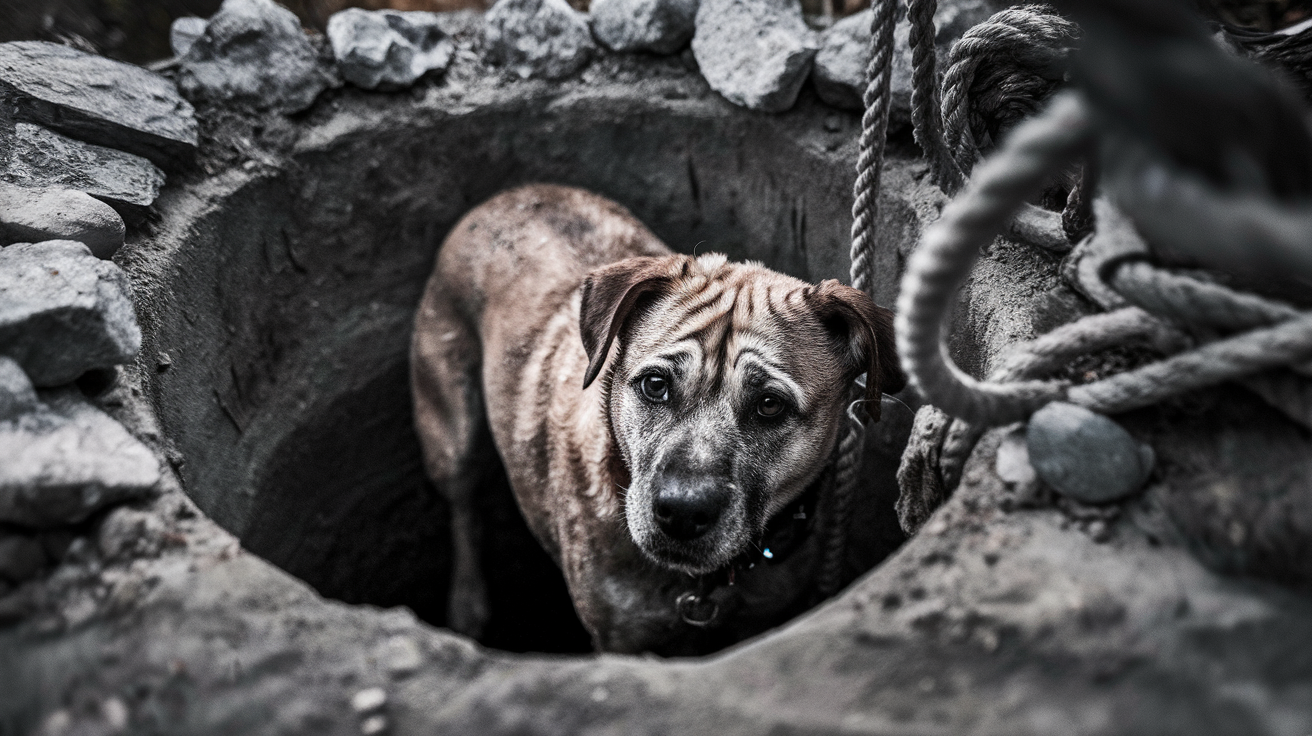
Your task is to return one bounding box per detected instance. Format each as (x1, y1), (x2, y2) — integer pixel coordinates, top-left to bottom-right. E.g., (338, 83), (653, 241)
(411, 184), (905, 653)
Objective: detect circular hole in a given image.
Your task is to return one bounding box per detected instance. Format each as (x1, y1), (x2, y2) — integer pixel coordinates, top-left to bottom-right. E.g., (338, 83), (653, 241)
(141, 93), (910, 654)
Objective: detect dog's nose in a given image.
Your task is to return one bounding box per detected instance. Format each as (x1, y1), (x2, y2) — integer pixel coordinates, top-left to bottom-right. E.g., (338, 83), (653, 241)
(652, 477), (729, 540)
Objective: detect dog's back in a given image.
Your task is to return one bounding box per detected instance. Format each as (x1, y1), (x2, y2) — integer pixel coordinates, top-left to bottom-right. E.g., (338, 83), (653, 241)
(411, 185), (670, 637)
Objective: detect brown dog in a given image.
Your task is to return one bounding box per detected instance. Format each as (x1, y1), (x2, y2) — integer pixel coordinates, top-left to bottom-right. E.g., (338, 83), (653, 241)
(411, 184), (904, 653)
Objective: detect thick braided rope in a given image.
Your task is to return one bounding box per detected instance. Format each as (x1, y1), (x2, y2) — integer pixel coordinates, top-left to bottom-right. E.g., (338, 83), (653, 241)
(940, 6), (1078, 176)
(936, 307), (1185, 493)
(1068, 312), (1312, 414)
(895, 91), (1095, 425)
(818, 0), (898, 600)
(897, 85), (1312, 431)
(907, 0), (965, 191)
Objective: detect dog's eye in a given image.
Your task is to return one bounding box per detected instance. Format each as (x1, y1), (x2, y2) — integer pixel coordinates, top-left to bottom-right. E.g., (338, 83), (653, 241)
(640, 374), (669, 403)
(757, 394), (785, 418)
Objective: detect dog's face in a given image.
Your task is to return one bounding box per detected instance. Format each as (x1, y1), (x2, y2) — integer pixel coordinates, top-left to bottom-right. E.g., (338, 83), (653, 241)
(579, 254), (906, 575)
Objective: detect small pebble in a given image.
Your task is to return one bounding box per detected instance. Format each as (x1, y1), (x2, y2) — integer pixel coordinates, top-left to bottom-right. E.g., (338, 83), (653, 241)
(1026, 402), (1154, 504)
(351, 687), (387, 714)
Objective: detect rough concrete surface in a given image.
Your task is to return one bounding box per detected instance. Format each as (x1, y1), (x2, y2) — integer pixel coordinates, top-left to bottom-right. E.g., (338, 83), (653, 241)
(0, 41), (198, 171)
(1, 17), (1310, 736)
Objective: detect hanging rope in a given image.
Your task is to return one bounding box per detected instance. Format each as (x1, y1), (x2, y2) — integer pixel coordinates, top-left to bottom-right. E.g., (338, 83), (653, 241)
(816, 0), (898, 599)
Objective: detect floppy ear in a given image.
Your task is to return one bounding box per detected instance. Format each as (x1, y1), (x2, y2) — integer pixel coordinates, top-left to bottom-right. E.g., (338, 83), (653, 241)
(809, 280), (907, 422)
(579, 256), (677, 389)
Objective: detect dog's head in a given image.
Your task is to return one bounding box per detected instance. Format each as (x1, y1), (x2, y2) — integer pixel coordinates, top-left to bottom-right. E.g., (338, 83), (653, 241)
(579, 253), (906, 574)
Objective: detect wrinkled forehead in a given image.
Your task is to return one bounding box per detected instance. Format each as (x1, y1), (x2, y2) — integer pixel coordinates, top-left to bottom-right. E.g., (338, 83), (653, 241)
(622, 267), (837, 403)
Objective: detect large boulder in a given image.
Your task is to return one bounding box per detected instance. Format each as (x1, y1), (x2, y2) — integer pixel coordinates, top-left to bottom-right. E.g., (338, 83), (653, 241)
(327, 9), (455, 90)
(691, 0), (819, 112)
(0, 183), (126, 259)
(481, 0), (596, 80)
(0, 240), (142, 387)
(1, 123), (166, 212)
(591, 0), (699, 55)
(0, 388), (160, 528)
(0, 41), (198, 171)
(177, 0), (336, 114)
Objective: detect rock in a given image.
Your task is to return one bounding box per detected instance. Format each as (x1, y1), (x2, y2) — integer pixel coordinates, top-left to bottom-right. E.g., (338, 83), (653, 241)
(0, 357), (38, 421)
(97, 507), (166, 561)
(591, 0), (698, 55)
(0, 184), (126, 259)
(0, 240), (142, 387)
(0, 534), (48, 584)
(812, 0), (994, 119)
(177, 0), (335, 114)
(378, 635), (423, 677)
(0, 41), (198, 171)
(691, 0), (818, 113)
(1026, 402), (1155, 504)
(327, 9), (454, 90)
(171, 16), (208, 57)
(0, 389), (160, 528)
(481, 0), (596, 80)
(1, 123), (166, 212)
(351, 687), (387, 714)
(995, 426), (1036, 485)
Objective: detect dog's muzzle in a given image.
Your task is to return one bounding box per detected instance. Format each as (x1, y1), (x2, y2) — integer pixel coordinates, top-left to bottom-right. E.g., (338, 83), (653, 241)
(651, 472), (731, 541)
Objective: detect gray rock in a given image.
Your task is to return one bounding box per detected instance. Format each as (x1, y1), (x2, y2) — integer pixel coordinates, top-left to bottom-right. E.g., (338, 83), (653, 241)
(1026, 402), (1155, 504)
(482, 0), (596, 80)
(177, 0), (335, 114)
(97, 507), (166, 561)
(0, 240), (142, 387)
(0, 356), (38, 421)
(0, 41), (198, 171)
(812, 0), (994, 118)
(591, 0), (698, 55)
(813, 9), (911, 124)
(0, 389), (160, 528)
(0, 533), (47, 584)
(691, 0), (818, 113)
(1, 123), (166, 211)
(0, 183), (126, 258)
(995, 426), (1036, 485)
(171, 16), (208, 57)
(327, 9), (454, 90)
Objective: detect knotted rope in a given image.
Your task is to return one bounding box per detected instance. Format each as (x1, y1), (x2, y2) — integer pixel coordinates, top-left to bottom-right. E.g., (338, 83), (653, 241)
(816, 0), (898, 599)
(893, 90), (1312, 532)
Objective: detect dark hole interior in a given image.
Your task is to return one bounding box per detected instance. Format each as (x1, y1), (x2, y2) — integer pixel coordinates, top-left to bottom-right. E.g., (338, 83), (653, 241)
(139, 91), (916, 653)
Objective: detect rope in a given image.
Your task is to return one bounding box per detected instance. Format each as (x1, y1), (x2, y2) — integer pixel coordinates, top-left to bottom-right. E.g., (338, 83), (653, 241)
(817, 0), (898, 599)
(907, 0), (965, 191)
(895, 91), (1095, 426)
(893, 88), (1312, 532)
(939, 6), (1078, 177)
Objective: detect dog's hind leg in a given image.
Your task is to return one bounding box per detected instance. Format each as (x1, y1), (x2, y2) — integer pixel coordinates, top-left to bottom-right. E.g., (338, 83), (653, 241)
(411, 287), (489, 639)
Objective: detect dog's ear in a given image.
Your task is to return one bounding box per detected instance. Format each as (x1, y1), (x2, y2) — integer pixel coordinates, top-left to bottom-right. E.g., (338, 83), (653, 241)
(579, 256), (677, 389)
(809, 280), (907, 421)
